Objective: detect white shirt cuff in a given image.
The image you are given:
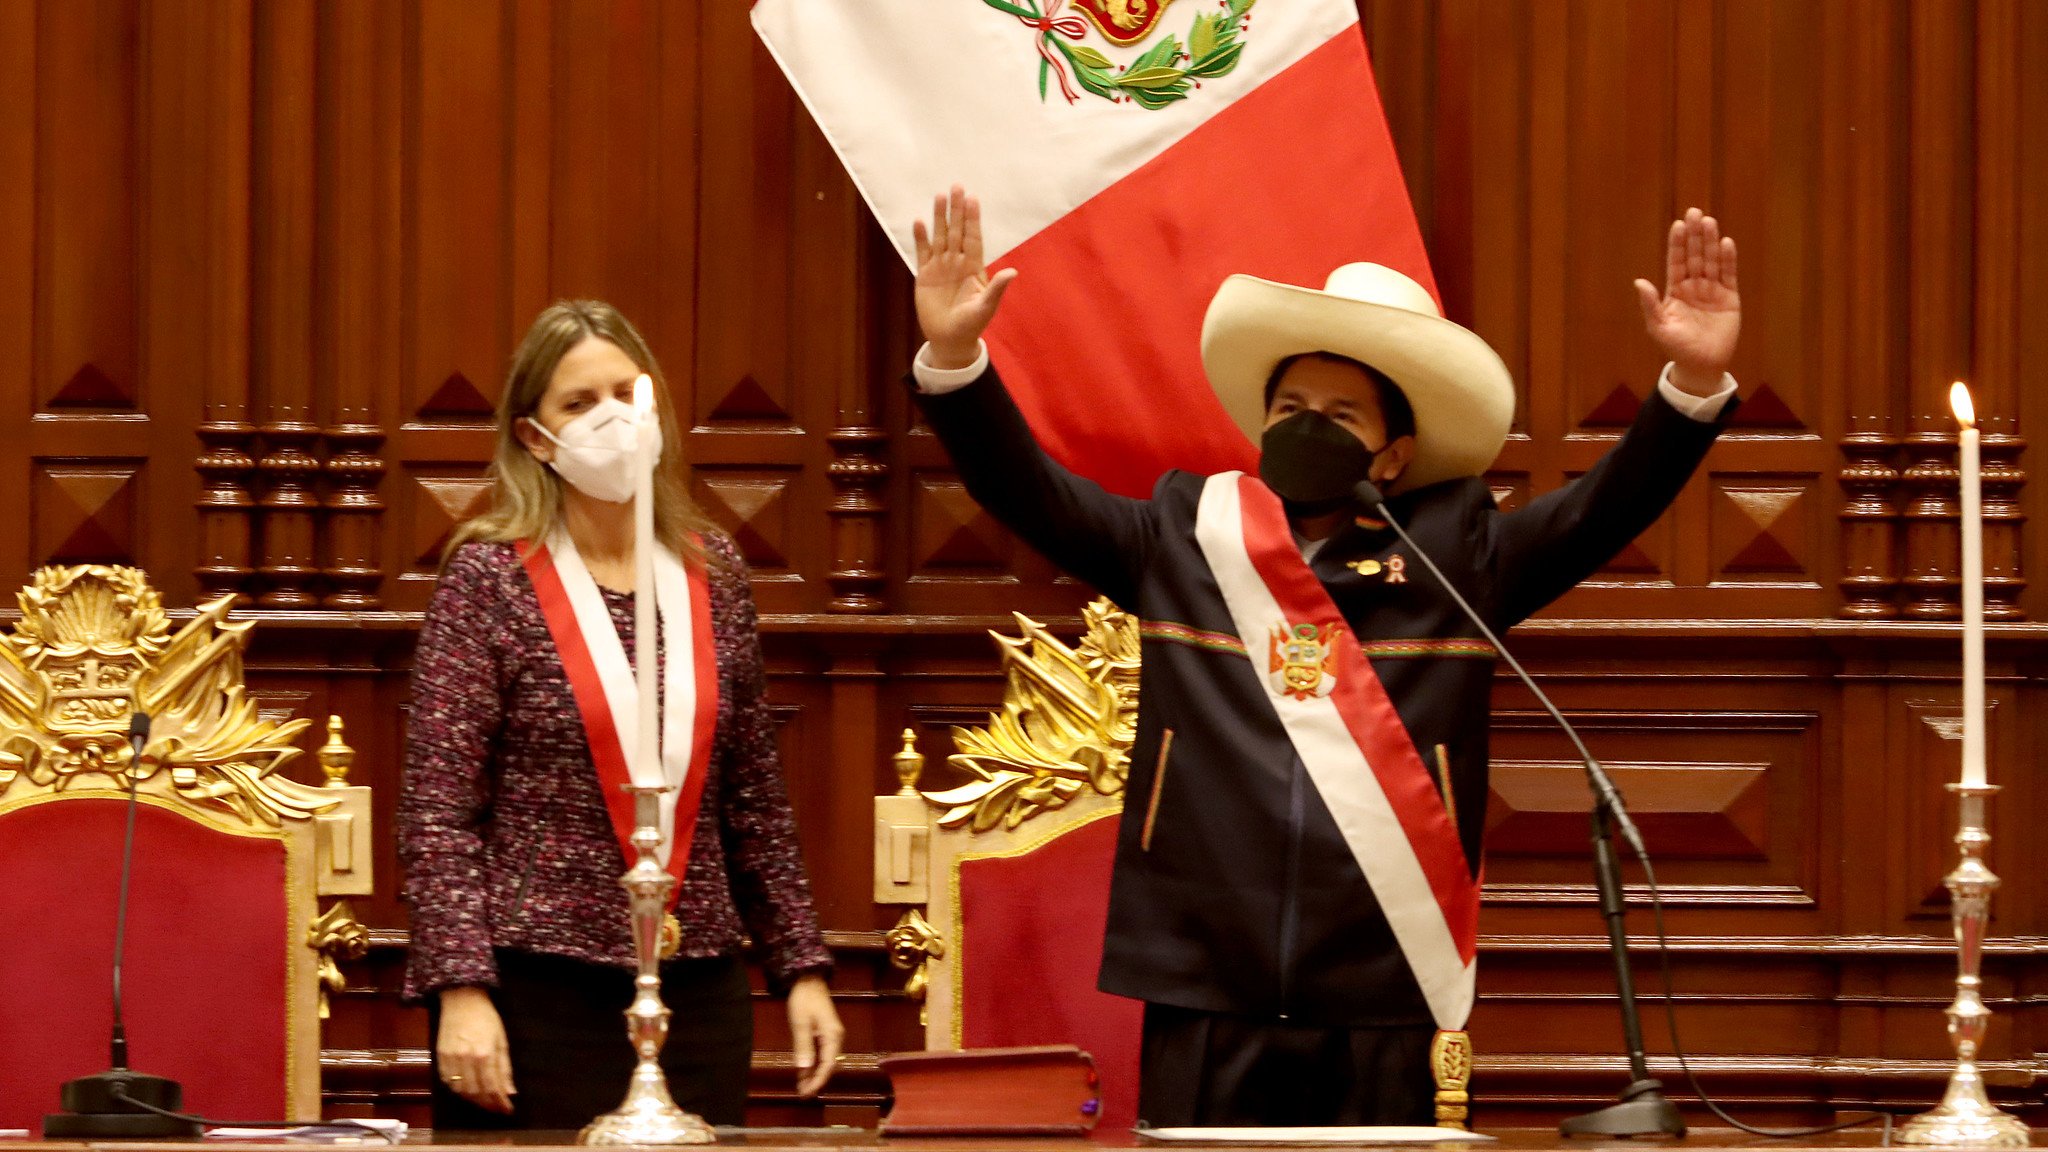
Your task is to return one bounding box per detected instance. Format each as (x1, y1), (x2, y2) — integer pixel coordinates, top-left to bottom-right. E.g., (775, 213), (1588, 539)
(1656, 363), (1738, 422)
(911, 341), (991, 394)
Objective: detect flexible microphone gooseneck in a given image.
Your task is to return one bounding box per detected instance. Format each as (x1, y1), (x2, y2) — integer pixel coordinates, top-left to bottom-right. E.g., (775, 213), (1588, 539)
(43, 711), (201, 1138)
(107, 709), (147, 1071)
(1351, 480), (1682, 1138)
(1351, 482), (1650, 860)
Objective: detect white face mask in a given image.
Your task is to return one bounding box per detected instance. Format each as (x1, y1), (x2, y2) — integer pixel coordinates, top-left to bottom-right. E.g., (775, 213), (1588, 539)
(529, 397), (662, 505)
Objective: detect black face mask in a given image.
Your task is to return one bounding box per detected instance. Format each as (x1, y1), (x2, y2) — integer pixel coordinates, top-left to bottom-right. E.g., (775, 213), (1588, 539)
(1258, 410), (1379, 518)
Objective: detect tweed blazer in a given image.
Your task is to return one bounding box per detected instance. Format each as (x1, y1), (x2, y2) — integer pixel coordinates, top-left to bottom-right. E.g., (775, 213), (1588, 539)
(397, 533), (830, 1002)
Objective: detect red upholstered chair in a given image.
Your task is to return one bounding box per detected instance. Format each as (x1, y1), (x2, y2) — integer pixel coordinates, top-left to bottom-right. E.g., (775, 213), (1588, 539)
(875, 600), (1143, 1130)
(0, 565), (373, 1133)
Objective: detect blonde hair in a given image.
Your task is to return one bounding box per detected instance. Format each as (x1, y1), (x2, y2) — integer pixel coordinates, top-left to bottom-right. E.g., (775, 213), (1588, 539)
(446, 300), (719, 566)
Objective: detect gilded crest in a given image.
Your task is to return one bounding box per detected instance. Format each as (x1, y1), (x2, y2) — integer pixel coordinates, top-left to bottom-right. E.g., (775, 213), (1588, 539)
(1267, 621), (1339, 701)
(0, 565), (341, 827)
(922, 599), (1139, 832)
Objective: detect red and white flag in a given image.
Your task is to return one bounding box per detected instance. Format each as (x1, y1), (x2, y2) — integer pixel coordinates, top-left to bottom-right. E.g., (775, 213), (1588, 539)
(754, 0), (1434, 497)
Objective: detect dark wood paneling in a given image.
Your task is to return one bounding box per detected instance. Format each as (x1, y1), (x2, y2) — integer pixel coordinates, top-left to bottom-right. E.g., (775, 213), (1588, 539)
(3, 0), (2046, 1129)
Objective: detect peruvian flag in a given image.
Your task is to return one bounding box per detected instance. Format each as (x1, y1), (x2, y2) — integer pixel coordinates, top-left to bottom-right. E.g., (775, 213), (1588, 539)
(753, 0), (1433, 497)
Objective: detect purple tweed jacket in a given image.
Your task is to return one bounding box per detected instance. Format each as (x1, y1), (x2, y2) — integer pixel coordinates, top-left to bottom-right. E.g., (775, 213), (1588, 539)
(397, 534), (831, 1002)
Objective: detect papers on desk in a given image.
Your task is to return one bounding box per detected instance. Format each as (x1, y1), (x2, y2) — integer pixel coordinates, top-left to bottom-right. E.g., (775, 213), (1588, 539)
(1139, 1127), (1497, 1145)
(204, 1119), (408, 1142)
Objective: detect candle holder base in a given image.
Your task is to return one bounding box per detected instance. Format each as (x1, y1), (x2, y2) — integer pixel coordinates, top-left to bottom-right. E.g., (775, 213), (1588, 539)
(581, 787), (716, 1146)
(1895, 782), (2029, 1148)
(1897, 1087), (2029, 1148)
(577, 1061), (717, 1146)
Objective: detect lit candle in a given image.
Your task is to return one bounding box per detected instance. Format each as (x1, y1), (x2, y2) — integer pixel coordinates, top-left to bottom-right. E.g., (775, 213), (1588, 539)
(632, 373), (660, 824)
(1952, 382), (1984, 788)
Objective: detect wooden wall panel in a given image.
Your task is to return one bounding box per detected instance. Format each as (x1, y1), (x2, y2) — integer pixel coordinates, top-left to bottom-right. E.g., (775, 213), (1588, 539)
(2, 0), (2046, 1130)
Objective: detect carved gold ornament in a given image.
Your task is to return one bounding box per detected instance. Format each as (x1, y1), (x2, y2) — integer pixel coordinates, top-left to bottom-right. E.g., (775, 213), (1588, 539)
(921, 598), (1139, 832)
(307, 900), (371, 1020)
(886, 906), (947, 997)
(886, 907), (947, 1027)
(1432, 1029), (1473, 1130)
(0, 565), (344, 828)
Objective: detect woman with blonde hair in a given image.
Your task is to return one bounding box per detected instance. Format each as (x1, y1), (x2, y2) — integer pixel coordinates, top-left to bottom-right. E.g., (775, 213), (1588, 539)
(398, 300), (841, 1129)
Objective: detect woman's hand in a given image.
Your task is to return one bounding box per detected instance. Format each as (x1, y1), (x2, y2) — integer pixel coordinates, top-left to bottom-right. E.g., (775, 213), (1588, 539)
(1635, 207), (1741, 396)
(913, 185), (1018, 370)
(436, 986), (516, 1115)
(786, 973), (844, 1098)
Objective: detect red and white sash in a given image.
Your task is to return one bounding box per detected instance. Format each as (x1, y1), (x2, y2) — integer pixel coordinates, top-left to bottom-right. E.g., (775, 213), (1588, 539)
(1193, 471), (1479, 1030)
(518, 533), (718, 906)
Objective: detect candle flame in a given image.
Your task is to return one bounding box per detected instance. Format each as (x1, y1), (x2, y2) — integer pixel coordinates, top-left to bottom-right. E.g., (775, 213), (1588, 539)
(1950, 381), (1975, 429)
(633, 373), (653, 417)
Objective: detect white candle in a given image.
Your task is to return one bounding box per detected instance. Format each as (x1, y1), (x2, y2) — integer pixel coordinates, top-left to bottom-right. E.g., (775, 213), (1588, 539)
(1952, 382), (1985, 788)
(632, 373), (660, 821)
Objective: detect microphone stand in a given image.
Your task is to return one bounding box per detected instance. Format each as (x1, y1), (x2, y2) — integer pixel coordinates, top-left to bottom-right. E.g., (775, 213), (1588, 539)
(1563, 799), (1684, 1138)
(44, 711), (201, 1138)
(1352, 482), (1684, 1138)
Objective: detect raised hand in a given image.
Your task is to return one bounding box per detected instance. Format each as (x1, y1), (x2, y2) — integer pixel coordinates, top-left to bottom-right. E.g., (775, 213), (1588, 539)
(913, 185), (1017, 370)
(1634, 207), (1741, 395)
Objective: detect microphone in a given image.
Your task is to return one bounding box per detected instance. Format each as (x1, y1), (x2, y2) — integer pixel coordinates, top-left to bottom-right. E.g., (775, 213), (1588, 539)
(43, 711), (201, 1138)
(1352, 480), (1683, 1138)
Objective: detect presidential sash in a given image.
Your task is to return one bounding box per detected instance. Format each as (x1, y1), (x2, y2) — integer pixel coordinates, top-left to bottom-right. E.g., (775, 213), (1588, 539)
(518, 533), (718, 915)
(1193, 471), (1479, 1030)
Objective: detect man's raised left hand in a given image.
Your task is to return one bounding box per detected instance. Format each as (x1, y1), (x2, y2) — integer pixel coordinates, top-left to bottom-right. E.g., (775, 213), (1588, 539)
(1636, 207), (1740, 396)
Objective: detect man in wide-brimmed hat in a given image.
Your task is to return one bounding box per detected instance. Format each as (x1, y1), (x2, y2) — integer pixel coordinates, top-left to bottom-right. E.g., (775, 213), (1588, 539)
(907, 185), (1741, 1128)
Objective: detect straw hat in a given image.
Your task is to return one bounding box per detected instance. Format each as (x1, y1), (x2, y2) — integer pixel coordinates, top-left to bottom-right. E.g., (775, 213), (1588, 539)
(1200, 264), (1516, 492)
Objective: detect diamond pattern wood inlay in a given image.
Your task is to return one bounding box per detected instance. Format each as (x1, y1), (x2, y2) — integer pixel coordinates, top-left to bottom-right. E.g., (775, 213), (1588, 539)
(1580, 381), (1643, 427)
(912, 475), (1010, 573)
(708, 373), (790, 422)
(696, 474), (793, 569)
(418, 371), (495, 419)
(33, 461), (141, 565)
(1725, 381), (1804, 429)
(48, 363), (133, 409)
(411, 473), (493, 565)
(1711, 476), (1816, 580)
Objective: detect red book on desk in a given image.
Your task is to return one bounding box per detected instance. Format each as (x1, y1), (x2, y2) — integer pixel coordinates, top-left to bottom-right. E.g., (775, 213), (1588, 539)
(880, 1045), (1103, 1135)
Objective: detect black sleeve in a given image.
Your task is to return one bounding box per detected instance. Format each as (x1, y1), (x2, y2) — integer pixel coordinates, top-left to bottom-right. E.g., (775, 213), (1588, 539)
(910, 363), (1158, 608)
(1489, 386), (1735, 626)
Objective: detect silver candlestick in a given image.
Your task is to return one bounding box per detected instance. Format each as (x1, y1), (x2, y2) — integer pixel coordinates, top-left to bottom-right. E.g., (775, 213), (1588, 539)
(1897, 783), (2028, 1147)
(580, 787), (716, 1145)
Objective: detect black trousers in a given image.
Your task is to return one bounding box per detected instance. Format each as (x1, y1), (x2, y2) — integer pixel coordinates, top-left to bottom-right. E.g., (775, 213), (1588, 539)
(1138, 1002), (1436, 1127)
(428, 948), (754, 1133)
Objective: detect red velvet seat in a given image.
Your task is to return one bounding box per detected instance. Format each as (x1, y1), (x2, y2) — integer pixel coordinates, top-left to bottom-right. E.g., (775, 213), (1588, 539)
(0, 799), (292, 1128)
(954, 810), (1141, 1130)
(0, 565), (373, 1133)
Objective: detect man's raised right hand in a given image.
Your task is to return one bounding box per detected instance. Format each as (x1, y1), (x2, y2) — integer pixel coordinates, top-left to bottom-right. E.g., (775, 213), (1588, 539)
(913, 185), (1017, 371)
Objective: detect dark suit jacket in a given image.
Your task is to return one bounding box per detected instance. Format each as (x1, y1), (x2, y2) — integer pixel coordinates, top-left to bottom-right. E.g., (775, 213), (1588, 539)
(915, 367), (1732, 1027)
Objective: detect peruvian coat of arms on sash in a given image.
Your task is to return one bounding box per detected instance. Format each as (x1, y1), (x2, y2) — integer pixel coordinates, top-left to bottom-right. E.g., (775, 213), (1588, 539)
(1268, 621), (1339, 701)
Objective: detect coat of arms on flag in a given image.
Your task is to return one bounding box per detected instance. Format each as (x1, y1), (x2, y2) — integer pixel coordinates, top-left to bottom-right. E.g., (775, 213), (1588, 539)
(753, 0), (1435, 498)
(1268, 621), (1339, 701)
(978, 0), (1255, 108)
